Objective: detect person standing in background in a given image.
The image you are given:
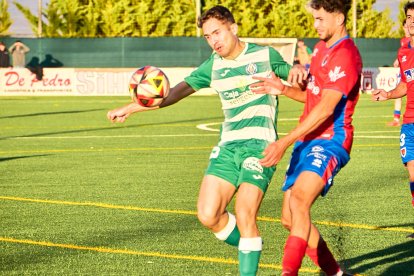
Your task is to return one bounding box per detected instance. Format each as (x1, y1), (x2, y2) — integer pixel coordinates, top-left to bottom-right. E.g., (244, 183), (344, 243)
(0, 42), (10, 68)
(294, 39), (313, 70)
(9, 40), (30, 68)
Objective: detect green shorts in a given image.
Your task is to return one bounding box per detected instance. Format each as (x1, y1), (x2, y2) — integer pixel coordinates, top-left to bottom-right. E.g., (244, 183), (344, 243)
(205, 142), (276, 193)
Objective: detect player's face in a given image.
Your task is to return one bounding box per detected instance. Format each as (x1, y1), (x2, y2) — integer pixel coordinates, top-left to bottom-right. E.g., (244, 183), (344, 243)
(312, 8), (343, 44)
(202, 18), (238, 59)
(406, 9), (414, 37)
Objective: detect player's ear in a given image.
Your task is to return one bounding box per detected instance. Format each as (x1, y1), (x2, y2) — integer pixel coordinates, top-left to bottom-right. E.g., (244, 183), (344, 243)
(230, 23), (238, 35)
(336, 13), (345, 26)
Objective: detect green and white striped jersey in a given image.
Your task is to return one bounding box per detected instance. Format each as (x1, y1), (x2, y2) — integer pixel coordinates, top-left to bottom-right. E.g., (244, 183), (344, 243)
(185, 42), (291, 147)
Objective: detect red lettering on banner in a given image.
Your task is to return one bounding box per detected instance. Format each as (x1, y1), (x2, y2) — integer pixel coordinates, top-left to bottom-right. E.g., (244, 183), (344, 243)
(5, 71), (25, 86)
(30, 74), (71, 87)
(388, 77), (396, 87)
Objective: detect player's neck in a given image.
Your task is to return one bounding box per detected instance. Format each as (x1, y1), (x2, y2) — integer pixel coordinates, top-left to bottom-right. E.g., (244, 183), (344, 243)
(326, 28), (348, 48)
(225, 40), (246, 60)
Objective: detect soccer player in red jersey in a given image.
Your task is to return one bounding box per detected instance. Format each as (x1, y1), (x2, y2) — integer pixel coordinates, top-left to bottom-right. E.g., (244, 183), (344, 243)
(250, 0), (362, 275)
(387, 23), (409, 127)
(372, 1), (414, 208)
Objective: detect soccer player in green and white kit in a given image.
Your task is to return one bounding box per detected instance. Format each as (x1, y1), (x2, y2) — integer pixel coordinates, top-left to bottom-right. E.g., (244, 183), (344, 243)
(107, 6), (306, 275)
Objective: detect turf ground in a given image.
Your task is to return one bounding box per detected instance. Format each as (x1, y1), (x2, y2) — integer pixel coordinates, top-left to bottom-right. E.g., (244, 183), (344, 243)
(0, 94), (413, 275)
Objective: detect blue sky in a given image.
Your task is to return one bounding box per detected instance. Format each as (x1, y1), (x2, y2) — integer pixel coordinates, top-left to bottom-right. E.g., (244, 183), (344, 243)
(9, 0), (401, 37)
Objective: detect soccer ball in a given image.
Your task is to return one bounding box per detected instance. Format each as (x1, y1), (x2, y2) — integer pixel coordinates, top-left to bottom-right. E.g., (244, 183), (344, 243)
(129, 66), (170, 107)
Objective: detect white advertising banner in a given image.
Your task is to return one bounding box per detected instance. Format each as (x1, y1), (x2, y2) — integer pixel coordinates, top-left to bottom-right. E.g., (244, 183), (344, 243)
(361, 67), (400, 92)
(0, 67), (400, 96)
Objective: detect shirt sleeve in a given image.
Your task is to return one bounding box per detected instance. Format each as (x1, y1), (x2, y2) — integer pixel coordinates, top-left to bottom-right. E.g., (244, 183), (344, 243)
(323, 47), (360, 97)
(269, 47), (291, 81)
(184, 56), (213, 91)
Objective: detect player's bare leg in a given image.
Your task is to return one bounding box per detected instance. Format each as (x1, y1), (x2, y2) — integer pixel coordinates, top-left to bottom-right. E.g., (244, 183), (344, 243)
(197, 175), (240, 245)
(281, 189), (342, 275)
(405, 161), (414, 206)
(282, 171), (342, 275)
(235, 182), (265, 276)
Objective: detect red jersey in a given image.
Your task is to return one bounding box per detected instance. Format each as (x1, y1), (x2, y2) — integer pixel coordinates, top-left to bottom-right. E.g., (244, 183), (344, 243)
(398, 39), (414, 124)
(299, 37), (362, 153)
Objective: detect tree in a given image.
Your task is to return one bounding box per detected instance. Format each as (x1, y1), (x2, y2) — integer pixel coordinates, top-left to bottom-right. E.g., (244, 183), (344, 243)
(351, 0), (398, 38)
(13, 0), (197, 37)
(0, 0), (13, 36)
(13, 0), (402, 38)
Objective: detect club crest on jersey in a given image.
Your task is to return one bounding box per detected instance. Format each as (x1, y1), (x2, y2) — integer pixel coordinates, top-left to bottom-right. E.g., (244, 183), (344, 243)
(329, 66), (346, 82)
(404, 69), (414, 82)
(245, 63), (258, 75)
(402, 56), (407, 63)
(321, 55), (329, 66)
(401, 147), (407, 158)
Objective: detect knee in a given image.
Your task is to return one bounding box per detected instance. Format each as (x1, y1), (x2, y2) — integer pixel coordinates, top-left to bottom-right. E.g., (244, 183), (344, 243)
(280, 216), (291, 231)
(197, 207), (219, 229)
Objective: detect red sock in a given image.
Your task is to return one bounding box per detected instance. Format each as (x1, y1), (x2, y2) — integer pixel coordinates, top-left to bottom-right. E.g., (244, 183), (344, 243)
(306, 238), (340, 275)
(282, 236), (307, 275)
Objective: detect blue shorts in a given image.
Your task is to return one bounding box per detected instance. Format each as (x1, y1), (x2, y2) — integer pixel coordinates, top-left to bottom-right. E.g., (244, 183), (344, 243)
(282, 139), (350, 196)
(400, 124), (414, 164)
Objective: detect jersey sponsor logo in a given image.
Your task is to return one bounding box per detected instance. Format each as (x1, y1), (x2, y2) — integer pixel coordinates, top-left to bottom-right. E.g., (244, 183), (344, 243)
(329, 66), (346, 82)
(404, 69), (414, 82)
(220, 69), (231, 77)
(311, 158), (322, 168)
(311, 146), (324, 152)
(245, 63), (258, 75)
(308, 146), (327, 161)
(242, 157), (264, 173)
(223, 90), (240, 99)
(307, 75), (320, 95)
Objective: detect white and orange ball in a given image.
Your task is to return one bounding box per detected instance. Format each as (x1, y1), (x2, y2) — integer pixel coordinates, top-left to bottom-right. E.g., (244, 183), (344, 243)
(129, 66), (170, 107)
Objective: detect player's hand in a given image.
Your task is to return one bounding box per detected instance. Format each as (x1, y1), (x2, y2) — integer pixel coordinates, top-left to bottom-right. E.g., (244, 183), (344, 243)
(107, 108), (130, 123)
(288, 64), (308, 85)
(371, 89), (389, 102)
(260, 139), (289, 167)
(250, 72), (286, 96)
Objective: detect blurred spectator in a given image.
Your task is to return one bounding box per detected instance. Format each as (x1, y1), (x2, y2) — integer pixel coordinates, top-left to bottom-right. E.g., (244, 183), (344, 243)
(0, 41), (10, 67)
(9, 40), (30, 68)
(294, 39), (312, 70)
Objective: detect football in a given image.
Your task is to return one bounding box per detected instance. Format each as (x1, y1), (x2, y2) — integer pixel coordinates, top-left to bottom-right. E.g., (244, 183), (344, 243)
(129, 66), (170, 107)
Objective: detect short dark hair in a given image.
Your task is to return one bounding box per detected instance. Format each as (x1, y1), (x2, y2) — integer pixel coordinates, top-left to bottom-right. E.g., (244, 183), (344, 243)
(309, 0), (351, 22)
(405, 1), (414, 16)
(197, 5), (235, 28)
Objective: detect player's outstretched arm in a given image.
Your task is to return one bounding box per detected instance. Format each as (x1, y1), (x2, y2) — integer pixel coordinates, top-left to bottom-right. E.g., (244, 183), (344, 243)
(259, 89), (342, 167)
(250, 72), (306, 103)
(371, 82), (407, 102)
(107, 81), (196, 123)
(159, 81), (196, 108)
(107, 103), (157, 123)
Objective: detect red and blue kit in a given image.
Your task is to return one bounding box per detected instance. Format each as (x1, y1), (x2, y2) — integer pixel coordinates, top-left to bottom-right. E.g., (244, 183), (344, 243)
(397, 39), (414, 164)
(283, 37), (362, 195)
(300, 37), (362, 153)
(398, 39), (414, 124)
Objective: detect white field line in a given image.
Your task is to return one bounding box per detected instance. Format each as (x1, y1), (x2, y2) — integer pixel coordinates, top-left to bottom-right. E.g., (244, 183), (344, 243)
(3, 118), (401, 139)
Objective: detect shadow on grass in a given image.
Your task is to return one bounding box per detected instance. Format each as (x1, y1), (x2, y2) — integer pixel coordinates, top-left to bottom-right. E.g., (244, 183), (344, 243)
(0, 109), (104, 119)
(342, 239), (414, 275)
(0, 116), (223, 141)
(0, 155), (50, 162)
